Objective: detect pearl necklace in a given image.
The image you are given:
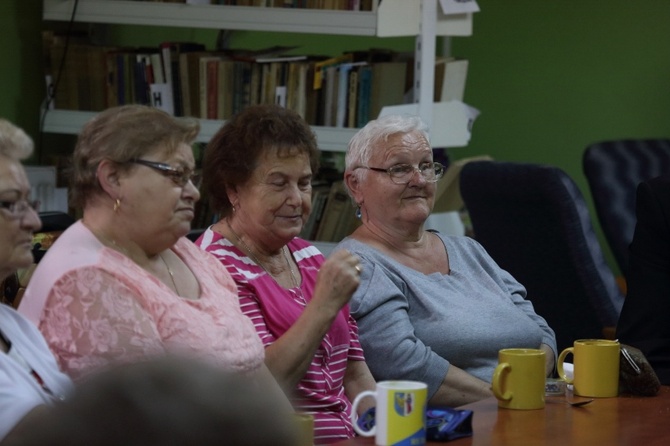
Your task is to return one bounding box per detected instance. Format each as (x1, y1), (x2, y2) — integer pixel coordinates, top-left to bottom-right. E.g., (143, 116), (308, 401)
(225, 219), (303, 296)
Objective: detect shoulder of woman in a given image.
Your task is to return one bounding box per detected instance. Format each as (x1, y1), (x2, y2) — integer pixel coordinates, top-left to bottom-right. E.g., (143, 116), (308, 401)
(0, 305), (38, 337)
(440, 233), (484, 252)
(175, 236), (231, 270)
(333, 237), (369, 255)
(288, 237), (314, 251)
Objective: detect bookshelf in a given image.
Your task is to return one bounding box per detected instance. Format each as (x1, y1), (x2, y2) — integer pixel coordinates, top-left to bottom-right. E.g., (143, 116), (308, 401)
(42, 0), (472, 37)
(41, 0), (475, 249)
(41, 0), (474, 152)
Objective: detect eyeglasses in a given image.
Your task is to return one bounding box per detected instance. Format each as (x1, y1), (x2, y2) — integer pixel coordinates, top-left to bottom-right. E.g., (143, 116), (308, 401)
(0, 199), (40, 219)
(129, 159), (200, 188)
(361, 162), (445, 185)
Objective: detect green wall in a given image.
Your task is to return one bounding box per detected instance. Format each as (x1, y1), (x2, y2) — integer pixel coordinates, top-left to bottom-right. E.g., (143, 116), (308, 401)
(3, 0), (670, 273)
(1, 2), (44, 146)
(450, 0), (670, 274)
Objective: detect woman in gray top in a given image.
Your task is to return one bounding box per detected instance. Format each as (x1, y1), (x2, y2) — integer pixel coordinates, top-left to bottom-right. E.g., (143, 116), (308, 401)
(336, 115), (556, 406)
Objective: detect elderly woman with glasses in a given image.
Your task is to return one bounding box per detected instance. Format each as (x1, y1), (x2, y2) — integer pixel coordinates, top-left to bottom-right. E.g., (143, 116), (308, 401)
(17, 106), (285, 403)
(0, 119), (73, 441)
(336, 114), (556, 406)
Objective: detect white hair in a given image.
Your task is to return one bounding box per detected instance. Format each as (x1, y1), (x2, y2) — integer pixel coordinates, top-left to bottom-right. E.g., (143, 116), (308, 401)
(344, 114), (430, 195)
(0, 118), (34, 160)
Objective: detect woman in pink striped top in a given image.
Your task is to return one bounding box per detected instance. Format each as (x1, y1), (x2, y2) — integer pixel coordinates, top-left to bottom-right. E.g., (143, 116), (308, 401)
(196, 105), (376, 445)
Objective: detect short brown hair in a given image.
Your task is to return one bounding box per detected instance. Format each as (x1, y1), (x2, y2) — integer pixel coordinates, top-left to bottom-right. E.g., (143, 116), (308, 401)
(202, 104), (319, 217)
(70, 105), (200, 209)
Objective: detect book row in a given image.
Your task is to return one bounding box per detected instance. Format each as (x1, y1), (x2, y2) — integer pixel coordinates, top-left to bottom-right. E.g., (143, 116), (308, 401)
(44, 35), (412, 129)
(191, 178), (358, 243)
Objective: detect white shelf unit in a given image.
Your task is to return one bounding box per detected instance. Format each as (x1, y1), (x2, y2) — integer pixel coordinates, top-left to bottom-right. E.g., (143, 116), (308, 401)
(41, 0), (474, 152)
(42, 109), (361, 152)
(42, 0), (472, 37)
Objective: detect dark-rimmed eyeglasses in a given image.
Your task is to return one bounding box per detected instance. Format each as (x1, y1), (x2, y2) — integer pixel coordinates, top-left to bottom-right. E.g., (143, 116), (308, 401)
(359, 162), (445, 185)
(0, 199), (40, 220)
(129, 159), (200, 188)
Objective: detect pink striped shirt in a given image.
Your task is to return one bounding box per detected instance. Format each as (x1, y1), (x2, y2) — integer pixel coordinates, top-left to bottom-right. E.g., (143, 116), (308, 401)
(196, 228), (365, 445)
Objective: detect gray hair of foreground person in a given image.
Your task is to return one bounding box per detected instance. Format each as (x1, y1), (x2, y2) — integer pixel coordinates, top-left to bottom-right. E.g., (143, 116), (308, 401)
(2, 356), (298, 446)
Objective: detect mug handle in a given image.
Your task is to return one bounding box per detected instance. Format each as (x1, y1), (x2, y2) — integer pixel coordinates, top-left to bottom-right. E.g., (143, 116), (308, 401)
(351, 390), (376, 437)
(491, 362), (512, 401)
(557, 347), (575, 384)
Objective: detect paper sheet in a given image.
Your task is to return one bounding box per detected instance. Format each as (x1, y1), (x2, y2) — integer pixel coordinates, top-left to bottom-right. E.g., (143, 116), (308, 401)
(439, 0), (480, 15)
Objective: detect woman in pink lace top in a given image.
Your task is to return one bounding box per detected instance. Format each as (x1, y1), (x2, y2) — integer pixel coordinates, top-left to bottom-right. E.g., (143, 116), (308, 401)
(18, 106), (276, 391)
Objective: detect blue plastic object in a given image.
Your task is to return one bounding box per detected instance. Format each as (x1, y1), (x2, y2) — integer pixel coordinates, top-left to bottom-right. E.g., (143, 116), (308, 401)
(356, 406), (473, 442)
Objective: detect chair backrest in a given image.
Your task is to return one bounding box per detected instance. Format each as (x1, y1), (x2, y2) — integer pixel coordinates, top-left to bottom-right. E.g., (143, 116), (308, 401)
(583, 139), (670, 276)
(186, 227), (206, 243)
(460, 161), (624, 353)
(32, 211), (77, 263)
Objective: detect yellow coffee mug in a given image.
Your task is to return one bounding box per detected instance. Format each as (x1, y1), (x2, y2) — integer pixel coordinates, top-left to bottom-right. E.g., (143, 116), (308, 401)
(492, 348), (546, 410)
(293, 413), (314, 446)
(557, 339), (620, 398)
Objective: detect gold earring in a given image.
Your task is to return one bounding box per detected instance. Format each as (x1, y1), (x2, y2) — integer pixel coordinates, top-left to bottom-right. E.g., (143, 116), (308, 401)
(113, 198), (121, 212)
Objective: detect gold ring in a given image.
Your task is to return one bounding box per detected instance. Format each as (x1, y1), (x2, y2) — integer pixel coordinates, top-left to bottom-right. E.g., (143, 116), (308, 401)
(354, 265), (361, 274)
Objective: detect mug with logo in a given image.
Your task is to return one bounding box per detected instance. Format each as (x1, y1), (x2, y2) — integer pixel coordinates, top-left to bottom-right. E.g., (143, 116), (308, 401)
(351, 380), (427, 446)
(492, 348), (546, 410)
(557, 339), (620, 397)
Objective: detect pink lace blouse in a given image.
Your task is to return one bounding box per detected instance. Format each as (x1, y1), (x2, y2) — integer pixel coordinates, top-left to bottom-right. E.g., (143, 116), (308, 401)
(19, 222), (264, 379)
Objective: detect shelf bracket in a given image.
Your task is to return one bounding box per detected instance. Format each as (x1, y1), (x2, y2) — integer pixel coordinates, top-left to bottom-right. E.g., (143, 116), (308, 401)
(415, 0), (438, 134)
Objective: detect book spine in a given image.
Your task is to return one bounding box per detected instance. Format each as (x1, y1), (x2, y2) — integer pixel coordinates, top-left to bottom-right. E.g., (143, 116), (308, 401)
(206, 59), (218, 119)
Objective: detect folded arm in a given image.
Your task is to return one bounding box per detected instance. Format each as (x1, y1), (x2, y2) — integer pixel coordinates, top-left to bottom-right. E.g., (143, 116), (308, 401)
(430, 366), (493, 407)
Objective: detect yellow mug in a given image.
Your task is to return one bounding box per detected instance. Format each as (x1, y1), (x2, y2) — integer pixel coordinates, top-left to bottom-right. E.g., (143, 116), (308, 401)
(492, 348), (546, 410)
(351, 380), (427, 446)
(293, 413), (314, 446)
(557, 339), (620, 398)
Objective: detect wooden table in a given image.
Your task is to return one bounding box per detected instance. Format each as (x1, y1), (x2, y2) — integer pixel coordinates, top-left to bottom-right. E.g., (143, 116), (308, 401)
(334, 387), (670, 445)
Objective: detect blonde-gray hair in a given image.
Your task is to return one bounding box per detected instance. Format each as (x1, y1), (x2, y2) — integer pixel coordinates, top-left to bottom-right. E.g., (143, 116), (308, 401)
(0, 118), (34, 160)
(70, 105), (200, 209)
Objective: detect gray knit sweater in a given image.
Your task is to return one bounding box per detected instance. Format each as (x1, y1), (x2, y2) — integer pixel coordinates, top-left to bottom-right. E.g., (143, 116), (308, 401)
(336, 233), (557, 399)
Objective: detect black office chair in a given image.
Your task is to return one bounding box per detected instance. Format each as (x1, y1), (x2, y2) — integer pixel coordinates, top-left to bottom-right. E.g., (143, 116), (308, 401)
(583, 138), (670, 277)
(186, 228), (206, 243)
(32, 211), (77, 263)
(460, 161), (624, 352)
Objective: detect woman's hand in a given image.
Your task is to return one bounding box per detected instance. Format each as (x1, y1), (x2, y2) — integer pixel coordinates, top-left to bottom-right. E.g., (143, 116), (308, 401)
(540, 343), (556, 376)
(262, 249), (361, 390)
(310, 249), (362, 316)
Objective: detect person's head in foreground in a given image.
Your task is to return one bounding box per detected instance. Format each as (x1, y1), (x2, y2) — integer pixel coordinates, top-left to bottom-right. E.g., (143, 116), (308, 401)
(2, 355), (298, 446)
